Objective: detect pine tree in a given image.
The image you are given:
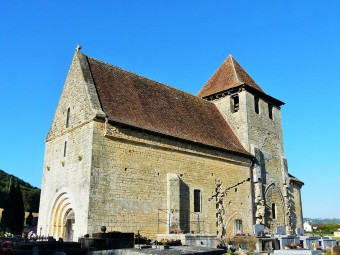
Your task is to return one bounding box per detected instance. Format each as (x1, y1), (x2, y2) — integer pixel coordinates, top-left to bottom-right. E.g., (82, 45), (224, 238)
(1, 181), (25, 234)
(13, 184), (25, 234)
(1, 180), (15, 232)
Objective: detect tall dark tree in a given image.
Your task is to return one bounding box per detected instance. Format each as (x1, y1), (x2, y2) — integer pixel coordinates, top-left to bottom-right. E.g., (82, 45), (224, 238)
(25, 189), (41, 212)
(13, 184), (25, 234)
(1, 180), (15, 232)
(1, 181), (25, 234)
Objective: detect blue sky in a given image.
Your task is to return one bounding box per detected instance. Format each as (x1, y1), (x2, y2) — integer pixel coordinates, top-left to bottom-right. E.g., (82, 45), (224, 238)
(0, 0), (339, 218)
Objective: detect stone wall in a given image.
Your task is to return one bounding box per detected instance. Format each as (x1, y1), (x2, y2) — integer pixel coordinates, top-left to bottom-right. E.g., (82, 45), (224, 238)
(86, 120), (253, 238)
(211, 89), (292, 232)
(289, 182), (303, 229)
(38, 52), (103, 240)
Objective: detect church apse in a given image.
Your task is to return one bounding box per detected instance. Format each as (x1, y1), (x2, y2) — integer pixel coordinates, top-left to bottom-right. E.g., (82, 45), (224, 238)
(264, 184), (285, 230)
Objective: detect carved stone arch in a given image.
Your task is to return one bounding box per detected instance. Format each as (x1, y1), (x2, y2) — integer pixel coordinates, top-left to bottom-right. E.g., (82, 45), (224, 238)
(47, 189), (76, 241)
(225, 212), (243, 237)
(264, 183), (285, 231)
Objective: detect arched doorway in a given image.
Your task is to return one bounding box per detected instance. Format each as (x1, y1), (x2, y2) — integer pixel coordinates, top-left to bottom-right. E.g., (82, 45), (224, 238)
(49, 192), (75, 241)
(64, 209), (75, 241)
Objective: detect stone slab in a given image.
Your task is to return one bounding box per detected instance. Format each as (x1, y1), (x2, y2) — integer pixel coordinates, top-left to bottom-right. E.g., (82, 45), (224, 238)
(156, 234), (218, 248)
(273, 250), (321, 255)
(295, 227), (304, 236)
(253, 224), (265, 236)
(276, 226), (286, 235)
(87, 246), (226, 255)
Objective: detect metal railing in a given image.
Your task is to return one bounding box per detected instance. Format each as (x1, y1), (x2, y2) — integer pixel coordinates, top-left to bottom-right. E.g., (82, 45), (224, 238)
(157, 208), (208, 234)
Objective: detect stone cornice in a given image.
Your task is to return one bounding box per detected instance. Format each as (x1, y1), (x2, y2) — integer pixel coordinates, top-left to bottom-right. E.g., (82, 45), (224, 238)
(203, 84), (284, 108)
(99, 118), (253, 166)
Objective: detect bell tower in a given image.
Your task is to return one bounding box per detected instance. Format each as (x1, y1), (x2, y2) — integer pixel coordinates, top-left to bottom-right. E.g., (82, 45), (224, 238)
(198, 55), (300, 233)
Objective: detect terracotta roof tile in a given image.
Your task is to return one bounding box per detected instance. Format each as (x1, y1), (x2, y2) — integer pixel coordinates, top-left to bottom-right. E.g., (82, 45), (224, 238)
(86, 55), (249, 156)
(197, 55), (264, 98)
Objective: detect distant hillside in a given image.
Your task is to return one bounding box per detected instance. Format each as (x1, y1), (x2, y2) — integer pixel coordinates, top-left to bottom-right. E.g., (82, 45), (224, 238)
(0, 169), (40, 212)
(304, 218), (340, 225)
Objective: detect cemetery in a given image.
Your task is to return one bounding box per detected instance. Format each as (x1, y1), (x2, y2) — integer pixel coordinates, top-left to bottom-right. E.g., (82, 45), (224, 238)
(1, 224), (340, 255)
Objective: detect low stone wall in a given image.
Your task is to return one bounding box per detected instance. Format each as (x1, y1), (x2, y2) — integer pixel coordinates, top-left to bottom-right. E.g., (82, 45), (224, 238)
(156, 234), (218, 248)
(229, 236), (279, 252)
(79, 236), (134, 250)
(88, 246), (225, 255)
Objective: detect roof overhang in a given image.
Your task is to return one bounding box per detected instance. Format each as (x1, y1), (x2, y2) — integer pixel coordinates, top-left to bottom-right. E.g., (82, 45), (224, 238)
(202, 84), (285, 107)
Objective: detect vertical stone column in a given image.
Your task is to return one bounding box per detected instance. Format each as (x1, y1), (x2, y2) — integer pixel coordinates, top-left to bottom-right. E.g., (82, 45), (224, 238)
(167, 173), (181, 233)
(252, 146), (265, 224)
(281, 157), (293, 234)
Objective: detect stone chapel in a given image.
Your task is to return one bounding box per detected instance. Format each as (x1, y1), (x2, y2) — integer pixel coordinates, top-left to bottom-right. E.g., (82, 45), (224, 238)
(38, 48), (304, 241)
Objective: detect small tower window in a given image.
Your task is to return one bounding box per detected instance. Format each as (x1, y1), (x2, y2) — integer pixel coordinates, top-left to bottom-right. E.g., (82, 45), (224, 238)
(254, 96), (259, 114)
(272, 203), (276, 219)
(63, 141), (67, 157)
(268, 104), (273, 119)
(230, 94), (239, 113)
(194, 189), (201, 212)
(66, 108), (70, 128)
(234, 219), (243, 234)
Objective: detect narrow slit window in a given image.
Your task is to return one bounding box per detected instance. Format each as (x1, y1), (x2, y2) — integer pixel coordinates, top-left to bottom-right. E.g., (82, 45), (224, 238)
(254, 96), (259, 114)
(66, 108), (70, 128)
(268, 104), (273, 119)
(272, 203), (276, 219)
(230, 94), (239, 113)
(194, 189), (201, 212)
(63, 141), (67, 157)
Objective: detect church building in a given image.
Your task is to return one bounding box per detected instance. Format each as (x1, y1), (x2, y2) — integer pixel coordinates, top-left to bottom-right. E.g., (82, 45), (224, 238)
(38, 47), (303, 241)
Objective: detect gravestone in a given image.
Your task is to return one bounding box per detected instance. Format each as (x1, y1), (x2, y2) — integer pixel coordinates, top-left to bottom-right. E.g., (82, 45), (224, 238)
(276, 226), (286, 235)
(295, 227), (304, 236)
(299, 236), (319, 250)
(320, 238), (337, 250)
(253, 224), (265, 236)
(332, 245), (340, 255)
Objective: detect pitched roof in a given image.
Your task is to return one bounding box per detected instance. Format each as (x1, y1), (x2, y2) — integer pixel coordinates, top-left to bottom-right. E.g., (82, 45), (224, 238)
(289, 173), (304, 186)
(197, 55), (264, 98)
(84, 54), (250, 156)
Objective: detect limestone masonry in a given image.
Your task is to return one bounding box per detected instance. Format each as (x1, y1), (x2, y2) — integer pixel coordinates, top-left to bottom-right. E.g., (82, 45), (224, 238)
(38, 49), (303, 241)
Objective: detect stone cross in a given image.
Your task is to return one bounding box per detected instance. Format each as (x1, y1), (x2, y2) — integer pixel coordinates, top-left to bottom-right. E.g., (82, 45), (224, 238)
(208, 180), (226, 241)
(208, 178), (250, 241)
(76, 44), (82, 52)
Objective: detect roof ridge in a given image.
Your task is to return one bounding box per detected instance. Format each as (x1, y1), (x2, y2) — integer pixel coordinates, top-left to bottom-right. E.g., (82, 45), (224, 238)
(197, 54), (265, 98)
(86, 52), (250, 156)
(196, 54), (231, 96)
(86, 54), (216, 106)
(229, 55), (240, 83)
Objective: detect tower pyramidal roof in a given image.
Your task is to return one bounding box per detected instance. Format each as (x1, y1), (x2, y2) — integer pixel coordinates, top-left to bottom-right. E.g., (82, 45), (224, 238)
(197, 55), (265, 98)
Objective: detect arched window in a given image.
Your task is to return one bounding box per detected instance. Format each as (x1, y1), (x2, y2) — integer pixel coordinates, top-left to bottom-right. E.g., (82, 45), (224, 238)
(194, 189), (201, 212)
(272, 203), (276, 219)
(66, 108), (70, 128)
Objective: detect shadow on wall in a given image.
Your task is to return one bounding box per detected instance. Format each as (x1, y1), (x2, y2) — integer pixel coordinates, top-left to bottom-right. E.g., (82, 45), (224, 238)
(179, 178), (190, 233)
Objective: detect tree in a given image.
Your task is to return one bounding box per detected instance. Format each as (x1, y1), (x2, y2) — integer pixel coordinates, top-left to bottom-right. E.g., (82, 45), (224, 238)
(25, 189), (40, 212)
(13, 184), (25, 234)
(1, 181), (25, 234)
